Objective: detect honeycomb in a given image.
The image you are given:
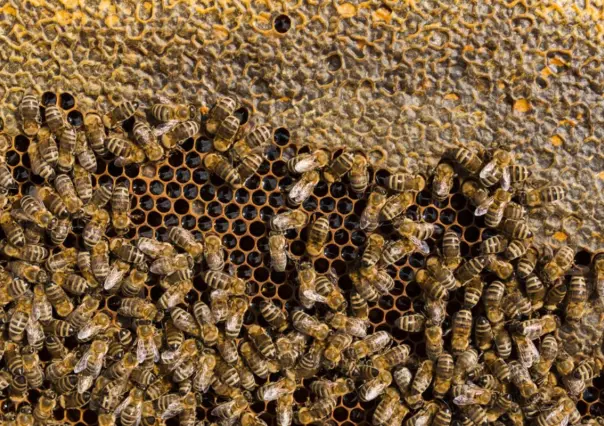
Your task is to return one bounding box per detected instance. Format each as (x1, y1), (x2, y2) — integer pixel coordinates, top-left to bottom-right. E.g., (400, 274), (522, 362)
(0, 1), (601, 252)
(0, 91), (601, 425)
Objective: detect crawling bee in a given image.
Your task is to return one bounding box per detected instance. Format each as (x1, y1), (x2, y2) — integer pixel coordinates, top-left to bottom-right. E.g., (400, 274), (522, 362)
(111, 181), (131, 234)
(461, 178), (490, 207)
(229, 123), (271, 162)
(380, 192), (414, 223)
(451, 146), (483, 174)
(287, 149), (330, 174)
(237, 152), (264, 182)
(103, 100), (139, 129)
(396, 218), (436, 241)
(306, 216), (330, 257)
(160, 120), (199, 149)
(54, 174), (83, 215)
(84, 113), (107, 156)
(74, 131), (97, 173)
(20, 195), (56, 229)
(386, 172), (426, 192)
(204, 153), (242, 189)
(83, 208), (110, 249)
(349, 152), (369, 193)
(36, 128), (58, 166)
(432, 162), (455, 201)
(105, 136), (133, 158)
(270, 209), (308, 232)
(45, 105), (65, 135)
(475, 188), (512, 228)
(323, 150), (354, 183)
(151, 102), (197, 122)
(269, 232), (288, 272)
(213, 114), (240, 152)
(169, 227), (204, 261)
(203, 231), (224, 270)
(521, 185), (566, 208)
(20, 94), (42, 136)
(73, 165), (93, 204)
(205, 96), (237, 136)
(132, 120), (164, 162)
(542, 245), (574, 282)
(379, 237), (429, 267)
(360, 186), (388, 231)
(288, 171), (320, 206)
(480, 149), (512, 189)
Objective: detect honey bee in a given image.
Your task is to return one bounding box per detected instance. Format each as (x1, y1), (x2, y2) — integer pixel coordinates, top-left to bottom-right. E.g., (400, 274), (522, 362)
(451, 309), (472, 354)
(386, 172), (426, 193)
(258, 300), (288, 332)
(474, 316), (493, 351)
(257, 377), (296, 401)
(84, 113), (107, 156)
(229, 124), (271, 162)
(521, 185), (566, 207)
(432, 162), (455, 201)
(9, 297), (32, 343)
(115, 388), (144, 426)
(74, 339), (109, 391)
(513, 334), (540, 368)
(566, 275), (588, 320)
(439, 230), (461, 269)
(315, 274), (346, 311)
(19, 94), (42, 136)
(494, 328), (513, 359)
(380, 237), (430, 267)
(426, 257), (457, 290)
(75, 132), (97, 173)
(500, 218), (532, 240)
(7, 260), (48, 283)
(150, 252), (193, 276)
(160, 120), (199, 149)
(509, 360), (538, 399)
(129, 121), (163, 162)
(360, 186), (388, 231)
(20, 195), (56, 229)
(425, 324), (444, 360)
(358, 369), (392, 402)
(0, 212), (25, 247)
(297, 262), (326, 309)
(301, 216), (330, 257)
(480, 235), (507, 254)
(134, 237), (174, 260)
(44, 318), (76, 337)
(105, 135), (134, 158)
(359, 234), (384, 269)
(211, 396), (249, 420)
(91, 240), (110, 282)
(270, 209), (308, 232)
(395, 313), (425, 332)
(373, 387), (400, 425)
(380, 192), (414, 223)
(523, 274), (546, 310)
(36, 128), (58, 167)
(237, 152), (264, 182)
(484, 351), (510, 384)
(225, 297), (248, 338)
(203, 152), (242, 188)
(168, 226), (203, 261)
(32, 284), (52, 323)
(291, 310), (330, 341)
(118, 297), (157, 321)
(505, 239), (529, 260)
(461, 178), (490, 207)
(298, 398), (338, 424)
(475, 188), (512, 228)
(213, 114), (240, 152)
(323, 332), (353, 368)
(288, 170), (320, 206)
(503, 201), (526, 221)
(171, 307), (201, 338)
(277, 393), (294, 426)
(240, 340), (270, 379)
(205, 96), (236, 135)
(348, 330), (392, 360)
(542, 245), (574, 283)
(71, 165), (93, 205)
(44, 280), (74, 317)
(595, 254), (604, 303)
(77, 312), (111, 342)
(45, 105), (65, 135)
(103, 101), (138, 129)
(67, 295), (101, 332)
(135, 324), (159, 364)
(369, 344), (410, 372)
(406, 360), (433, 407)
(57, 125), (77, 172)
(451, 146), (483, 174)
(349, 152), (370, 194)
(203, 270), (245, 295)
(54, 174), (83, 215)
(327, 312), (367, 338)
(33, 390), (56, 423)
(151, 102), (196, 122)
(268, 232), (288, 272)
(28, 142), (55, 181)
(396, 217), (436, 241)
(455, 256), (488, 286)
(192, 352), (216, 393)
(358, 265), (395, 295)
(287, 149), (330, 174)
(323, 150), (353, 183)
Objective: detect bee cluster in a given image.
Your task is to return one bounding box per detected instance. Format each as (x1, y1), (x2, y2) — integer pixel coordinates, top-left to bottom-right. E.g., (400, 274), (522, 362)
(0, 91), (601, 426)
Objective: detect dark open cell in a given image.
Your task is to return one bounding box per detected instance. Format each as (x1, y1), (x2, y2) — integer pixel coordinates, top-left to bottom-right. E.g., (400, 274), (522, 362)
(263, 176), (277, 191)
(233, 106), (249, 124)
(150, 180), (164, 195)
(176, 168), (191, 183)
(266, 145), (281, 161)
(416, 191), (432, 206)
(351, 230), (367, 246)
(195, 137), (212, 153)
(590, 402), (604, 416)
(222, 234), (237, 250)
(302, 196), (318, 211)
(278, 282), (293, 299)
(269, 193), (285, 208)
(225, 204), (240, 219)
(252, 190), (267, 205)
(575, 250), (591, 266)
(422, 207), (438, 222)
(273, 127), (290, 145)
(375, 169), (391, 186)
(272, 160), (287, 176)
(140, 195), (154, 210)
(331, 182), (346, 198)
(14, 166), (28, 182)
(159, 165), (174, 181)
(133, 179), (147, 194)
(450, 193), (467, 209)
(217, 186), (233, 203)
(147, 212), (162, 227)
(59, 92), (75, 110)
(207, 201), (222, 217)
(183, 184), (198, 199)
(232, 220), (246, 235)
(279, 176), (293, 191)
(42, 91), (57, 106)
(67, 409), (81, 421)
(180, 137), (194, 151)
(250, 221), (266, 237)
(314, 258), (329, 273)
(405, 281), (421, 297)
(320, 197), (335, 212)
(181, 215), (195, 229)
(235, 188), (249, 203)
(583, 387), (598, 402)
(314, 181), (328, 197)
(369, 308), (384, 324)
(193, 167), (209, 184)
(344, 214), (359, 230)
(337, 198), (354, 214)
(164, 214), (178, 227)
(290, 240), (306, 256)
(186, 152), (201, 168)
(198, 216), (212, 231)
(156, 197), (171, 212)
(138, 226), (153, 238)
(473, 214), (485, 228)
(174, 199), (189, 214)
(246, 175), (260, 190)
(199, 185), (219, 204)
(168, 151), (183, 168)
(334, 229), (349, 245)
(214, 218), (229, 233)
(15, 135), (30, 152)
(440, 208), (456, 224)
(166, 182), (181, 198)
(67, 110), (83, 127)
(230, 250), (245, 265)
(379, 295), (394, 310)
(324, 244), (339, 259)
(464, 226), (480, 242)
(457, 209), (473, 226)
(243, 205), (257, 220)
(341, 246), (357, 261)
(108, 163), (123, 177)
(260, 207), (274, 221)
(131, 209), (145, 225)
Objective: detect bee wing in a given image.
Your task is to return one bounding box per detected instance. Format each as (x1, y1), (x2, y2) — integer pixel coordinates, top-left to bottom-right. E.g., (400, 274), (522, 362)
(452, 394), (475, 406)
(74, 351), (90, 374)
(291, 156), (317, 174)
(77, 322), (102, 341)
(161, 400), (184, 419)
(288, 180), (313, 204)
(474, 197), (494, 216)
(77, 375), (94, 394)
(409, 236), (430, 254)
(26, 318), (44, 346)
(501, 167), (511, 191)
(136, 339), (149, 364)
(104, 265), (127, 290)
(153, 120), (179, 137)
(479, 161), (496, 181)
(161, 347), (181, 364)
(114, 395), (132, 417)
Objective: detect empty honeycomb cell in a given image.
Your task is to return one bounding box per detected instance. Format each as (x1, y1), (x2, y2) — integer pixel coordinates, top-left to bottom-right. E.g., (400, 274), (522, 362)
(233, 106), (249, 125)
(200, 184), (216, 200)
(147, 211), (162, 227)
(337, 198), (354, 214)
(59, 93), (75, 110)
(242, 205), (257, 220)
(132, 179), (147, 194)
(193, 168), (209, 184)
(159, 165), (174, 181)
(314, 258), (329, 273)
(140, 195), (154, 210)
(164, 214), (179, 227)
(14, 135), (30, 152)
(341, 246), (357, 261)
(331, 182), (347, 198)
(457, 209), (473, 226)
(334, 229), (349, 245)
(290, 240), (306, 256)
(332, 259), (347, 275)
(169, 151), (184, 168)
(416, 191), (432, 206)
(245, 175), (260, 190)
(41, 91), (56, 106)
(195, 137), (212, 153)
(269, 192), (285, 207)
(156, 197), (172, 213)
(440, 208), (456, 224)
(272, 160), (287, 176)
(165, 182), (181, 198)
(215, 218), (229, 233)
(409, 253), (425, 268)
(13, 166), (28, 182)
(464, 226), (480, 243)
(6, 151), (19, 166)
(198, 216), (212, 231)
(584, 388), (599, 403)
(176, 168), (191, 183)
(174, 199), (190, 214)
(422, 206), (438, 222)
(67, 110), (84, 127)
(183, 184), (198, 199)
(186, 152), (201, 168)
(314, 181), (329, 197)
(232, 219), (246, 235)
(450, 193), (467, 209)
(273, 127), (290, 146)
(575, 250), (592, 266)
(217, 187), (233, 203)
(302, 196), (318, 211)
(260, 207), (274, 221)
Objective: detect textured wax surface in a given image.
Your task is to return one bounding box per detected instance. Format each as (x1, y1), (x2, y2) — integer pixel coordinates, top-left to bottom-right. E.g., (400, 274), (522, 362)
(0, 1), (601, 250)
